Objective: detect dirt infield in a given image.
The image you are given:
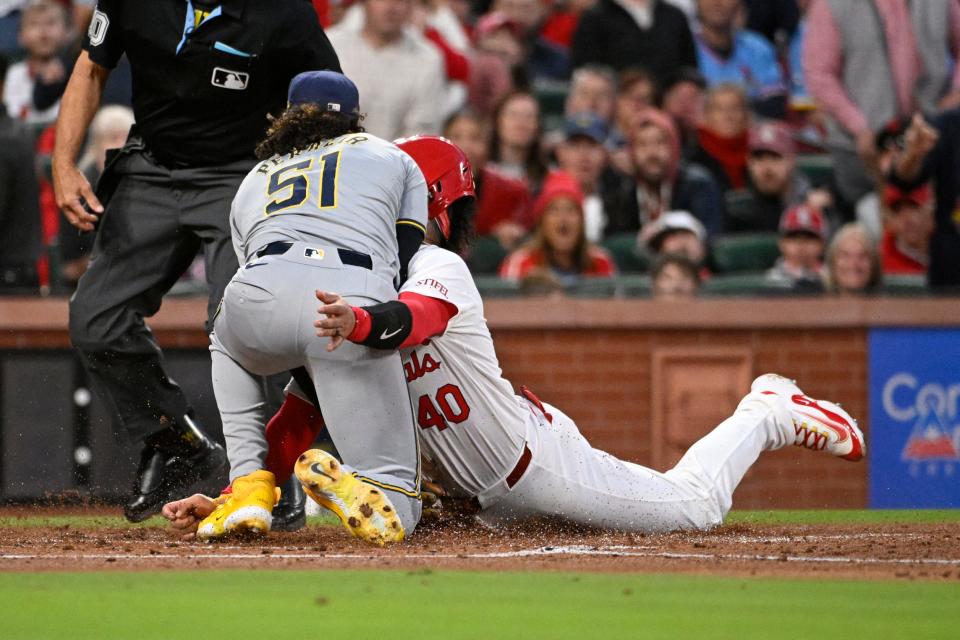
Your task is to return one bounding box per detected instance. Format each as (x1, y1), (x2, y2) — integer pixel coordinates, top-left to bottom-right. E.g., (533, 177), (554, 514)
(1, 507), (958, 581)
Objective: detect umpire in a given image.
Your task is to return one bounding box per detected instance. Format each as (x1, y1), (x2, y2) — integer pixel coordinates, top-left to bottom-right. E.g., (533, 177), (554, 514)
(52, 0), (340, 522)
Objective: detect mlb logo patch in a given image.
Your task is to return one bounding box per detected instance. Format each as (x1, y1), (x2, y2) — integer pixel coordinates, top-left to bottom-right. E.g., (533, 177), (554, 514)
(211, 67), (249, 90)
(304, 248), (325, 260)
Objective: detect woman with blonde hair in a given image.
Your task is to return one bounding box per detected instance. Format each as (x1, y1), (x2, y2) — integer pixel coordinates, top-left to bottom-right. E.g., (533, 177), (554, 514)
(823, 223), (883, 294)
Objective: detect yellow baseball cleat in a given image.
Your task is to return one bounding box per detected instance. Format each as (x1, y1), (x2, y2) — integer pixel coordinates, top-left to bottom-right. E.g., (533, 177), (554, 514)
(294, 449), (405, 546)
(196, 470), (280, 541)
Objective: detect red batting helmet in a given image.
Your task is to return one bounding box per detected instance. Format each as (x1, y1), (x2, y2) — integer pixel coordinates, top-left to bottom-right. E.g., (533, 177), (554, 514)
(395, 135), (475, 239)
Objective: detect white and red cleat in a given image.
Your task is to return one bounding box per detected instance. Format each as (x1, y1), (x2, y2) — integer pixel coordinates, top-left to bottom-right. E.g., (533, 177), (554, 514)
(751, 374), (865, 462)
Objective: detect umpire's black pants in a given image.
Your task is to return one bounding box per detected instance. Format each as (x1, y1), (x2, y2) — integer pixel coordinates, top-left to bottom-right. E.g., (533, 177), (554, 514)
(69, 139), (254, 443)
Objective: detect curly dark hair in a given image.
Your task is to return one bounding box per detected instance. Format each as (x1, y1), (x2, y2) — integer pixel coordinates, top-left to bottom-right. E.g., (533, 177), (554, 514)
(435, 196), (476, 256)
(255, 104), (364, 160)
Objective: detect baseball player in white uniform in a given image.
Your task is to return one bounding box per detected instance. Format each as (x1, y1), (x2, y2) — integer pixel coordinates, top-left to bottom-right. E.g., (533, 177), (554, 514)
(165, 137), (864, 541)
(180, 71), (428, 544)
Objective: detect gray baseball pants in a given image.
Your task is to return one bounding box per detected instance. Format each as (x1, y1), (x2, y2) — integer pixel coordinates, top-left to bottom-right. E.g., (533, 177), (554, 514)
(210, 241), (422, 531)
(69, 139), (253, 443)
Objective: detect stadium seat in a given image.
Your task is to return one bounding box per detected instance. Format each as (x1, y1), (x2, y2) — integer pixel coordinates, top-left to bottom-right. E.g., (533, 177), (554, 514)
(710, 233), (780, 273)
(701, 272), (795, 296)
(616, 274), (652, 298)
(602, 232), (651, 273)
(567, 278), (618, 298)
(474, 275), (522, 298)
(881, 273), (928, 296)
(796, 154), (834, 187)
(723, 189), (756, 230)
(533, 79), (569, 132)
(467, 235), (509, 274)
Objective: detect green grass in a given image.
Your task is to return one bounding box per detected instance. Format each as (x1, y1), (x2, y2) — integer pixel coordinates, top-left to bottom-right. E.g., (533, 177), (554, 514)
(2, 509), (957, 529)
(725, 509), (960, 525)
(0, 514), (169, 528)
(3, 570), (958, 640)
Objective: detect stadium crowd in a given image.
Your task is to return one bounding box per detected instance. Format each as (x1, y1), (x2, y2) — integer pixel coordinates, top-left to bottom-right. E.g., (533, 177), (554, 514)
(1, 0), (958, 299)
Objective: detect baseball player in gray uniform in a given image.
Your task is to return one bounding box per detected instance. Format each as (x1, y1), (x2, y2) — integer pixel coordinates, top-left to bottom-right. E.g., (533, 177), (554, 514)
(190, 71), (426, 545)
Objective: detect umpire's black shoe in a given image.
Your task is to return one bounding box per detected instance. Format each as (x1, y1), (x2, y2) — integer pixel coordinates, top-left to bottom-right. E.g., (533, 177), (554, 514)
(271, 475), (307, 532)
(123, 427), (227, 523)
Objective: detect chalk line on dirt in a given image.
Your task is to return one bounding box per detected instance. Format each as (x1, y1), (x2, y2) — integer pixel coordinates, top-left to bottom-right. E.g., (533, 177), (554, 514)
(2, 545), (959, 566)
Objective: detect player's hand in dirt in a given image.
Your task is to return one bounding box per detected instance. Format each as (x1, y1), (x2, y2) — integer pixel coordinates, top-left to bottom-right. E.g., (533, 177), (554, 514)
(315, 290), (355, 352)
(161, 494), (216, 540)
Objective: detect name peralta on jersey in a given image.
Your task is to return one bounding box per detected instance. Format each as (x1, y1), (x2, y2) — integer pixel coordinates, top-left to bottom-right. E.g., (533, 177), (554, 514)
(399, 245), (529, 496)
(230, 133), (427, 286)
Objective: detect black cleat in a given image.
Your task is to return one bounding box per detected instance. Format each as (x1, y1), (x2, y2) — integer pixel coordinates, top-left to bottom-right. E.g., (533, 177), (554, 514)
(271, 475), (306, 532)
(123, 428), (227, 523)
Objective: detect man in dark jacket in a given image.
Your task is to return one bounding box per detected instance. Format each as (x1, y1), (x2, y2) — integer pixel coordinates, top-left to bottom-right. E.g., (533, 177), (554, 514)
(725, 121), (812, 233)
(571, 0), (697, 86)
(606, 107), (723, 238)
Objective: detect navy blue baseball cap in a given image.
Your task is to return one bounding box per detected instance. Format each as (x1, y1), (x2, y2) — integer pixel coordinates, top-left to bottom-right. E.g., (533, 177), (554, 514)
(564, 112), (608, 144)
(288, 70), (360, 115)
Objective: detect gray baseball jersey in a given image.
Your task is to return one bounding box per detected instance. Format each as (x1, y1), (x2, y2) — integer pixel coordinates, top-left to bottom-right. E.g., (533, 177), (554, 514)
(230, 132), (428, 287)
(210, 132), (426, 533)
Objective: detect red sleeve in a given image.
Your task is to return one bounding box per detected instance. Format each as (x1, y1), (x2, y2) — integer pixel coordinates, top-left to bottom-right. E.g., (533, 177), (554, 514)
(423, 27), (471, 83)
(587, 248), (618, 277)
(347, 293), (458, 348)
(397, 291), (458, 347)
(499, 249), (536, 281)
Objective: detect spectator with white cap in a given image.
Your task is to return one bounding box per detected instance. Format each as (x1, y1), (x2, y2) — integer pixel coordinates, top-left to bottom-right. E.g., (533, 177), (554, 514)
(640, 209), (708, 269)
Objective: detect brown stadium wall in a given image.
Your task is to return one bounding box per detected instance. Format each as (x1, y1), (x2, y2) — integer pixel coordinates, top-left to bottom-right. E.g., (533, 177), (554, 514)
(1, 297), (957, 507)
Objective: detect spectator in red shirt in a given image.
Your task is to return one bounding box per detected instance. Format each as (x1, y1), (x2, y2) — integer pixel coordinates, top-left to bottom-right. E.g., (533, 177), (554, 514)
(540, 0), (592, 50)
(689, 83), (751, 191)
(500, 171), (617, 284)
(444, 110), (533, 250)
(880, 183), (935, 275)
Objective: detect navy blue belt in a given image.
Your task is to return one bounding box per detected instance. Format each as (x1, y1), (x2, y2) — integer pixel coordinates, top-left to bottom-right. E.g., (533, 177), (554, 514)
(255, 241), (373, 271)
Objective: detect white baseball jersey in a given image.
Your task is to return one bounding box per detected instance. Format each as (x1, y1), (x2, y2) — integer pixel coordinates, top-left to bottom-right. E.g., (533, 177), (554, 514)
(398, 245), (530, 497)
(394, 244), (806, 533)
(230, 133), (427, 286)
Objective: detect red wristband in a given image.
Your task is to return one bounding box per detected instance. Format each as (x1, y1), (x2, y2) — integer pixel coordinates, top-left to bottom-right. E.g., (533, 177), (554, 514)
(347, 306), (372, 342)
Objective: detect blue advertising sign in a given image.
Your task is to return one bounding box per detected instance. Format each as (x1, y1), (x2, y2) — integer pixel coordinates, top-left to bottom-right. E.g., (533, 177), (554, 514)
(869, 329), (960, 508)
